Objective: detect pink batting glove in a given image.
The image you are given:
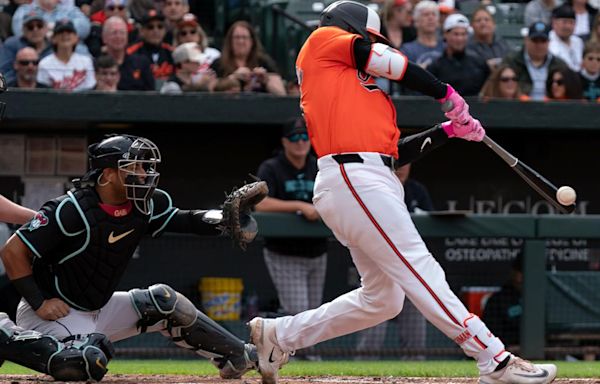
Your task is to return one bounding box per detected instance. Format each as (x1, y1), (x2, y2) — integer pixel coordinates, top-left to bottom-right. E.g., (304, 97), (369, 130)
(438, 85), (471, 125)
(441, 119), (485, 142)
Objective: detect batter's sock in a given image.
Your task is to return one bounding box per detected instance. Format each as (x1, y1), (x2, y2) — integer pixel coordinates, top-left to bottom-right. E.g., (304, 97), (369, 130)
(494, 355), (511, 372)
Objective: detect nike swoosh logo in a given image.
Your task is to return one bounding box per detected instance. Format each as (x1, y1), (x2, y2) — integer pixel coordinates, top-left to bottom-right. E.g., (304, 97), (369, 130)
(108, 229), (135, 244)
(514, 369), (549, 378)
(420, 137), (432, 152)
(96, 357), (106, 370)
(268, 348), (276, 363)
(162, 286), (171, 298)
(386, 59), (392, 76)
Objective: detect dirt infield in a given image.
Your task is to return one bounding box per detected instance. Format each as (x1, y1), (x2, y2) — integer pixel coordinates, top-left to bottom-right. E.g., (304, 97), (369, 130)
(1, 375), (599, 384)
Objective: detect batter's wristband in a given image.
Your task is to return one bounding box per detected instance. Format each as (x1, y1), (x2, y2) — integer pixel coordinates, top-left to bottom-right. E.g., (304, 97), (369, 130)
(12, 275), (45, 310)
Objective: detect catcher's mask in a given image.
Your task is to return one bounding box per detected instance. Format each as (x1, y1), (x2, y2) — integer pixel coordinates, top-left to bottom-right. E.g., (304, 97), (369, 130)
(84, 135), (161, 214)
(320, 0), (390, 44)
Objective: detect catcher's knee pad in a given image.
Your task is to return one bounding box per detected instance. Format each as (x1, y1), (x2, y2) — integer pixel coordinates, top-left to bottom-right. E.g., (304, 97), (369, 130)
(49, 333), (114, 382)
(0, 313), (112, 381)
(129, 283), (197, 331)
(129, 284), (246, 360)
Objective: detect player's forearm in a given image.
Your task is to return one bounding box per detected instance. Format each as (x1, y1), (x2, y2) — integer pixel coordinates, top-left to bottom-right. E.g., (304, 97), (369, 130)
(397, 62), (447, 99)
(0, 195), (35, 225)
(1, 236), (44, 309)
(165, 209), (221, 236)
(254, 197), (305, 214)
(396, 124), (449, 167)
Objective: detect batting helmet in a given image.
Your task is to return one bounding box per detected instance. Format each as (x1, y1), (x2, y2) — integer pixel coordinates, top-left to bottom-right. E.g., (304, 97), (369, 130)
(320, 1), (390, 44)
(84, 134), (161, 215)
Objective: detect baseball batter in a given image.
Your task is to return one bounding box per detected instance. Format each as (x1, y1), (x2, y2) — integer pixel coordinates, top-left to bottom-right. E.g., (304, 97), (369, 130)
(248, 2), (557, 384)
(0, 135), (262, 381)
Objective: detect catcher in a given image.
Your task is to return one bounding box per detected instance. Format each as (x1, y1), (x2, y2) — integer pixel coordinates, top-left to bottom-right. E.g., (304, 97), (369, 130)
(0, 134), (267, 381)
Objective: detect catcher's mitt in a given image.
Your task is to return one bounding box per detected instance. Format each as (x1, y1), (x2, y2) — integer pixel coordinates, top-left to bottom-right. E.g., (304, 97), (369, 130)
(219, 181), (269, 250)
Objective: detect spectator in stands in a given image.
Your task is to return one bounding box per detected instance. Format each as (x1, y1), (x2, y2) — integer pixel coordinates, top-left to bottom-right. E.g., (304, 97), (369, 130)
(93, 54), (120, 91)
(0, 11), (52, 85)
(128, 0), (154, 23)
(480, 64), (528, 100)
(7, 47), (48, 89)
(380, 0), (416, 49)
(37, 19), (96, 91)
(86, 0), (138, 57)
(428, 14), (490, 96)
(545, 66), (584, 99)
(355, 162), (431, 360)
(502, 21), (569, 100)
(482, 255), (523, 347)
(127, 9), (174, 87)
(525, 0), (560, 26)
(467, 6), (512, 71)
(591, 13), (600, 42)
(162, 0), (188, 45)
(254, 117), (327, 317)
(549, 4), (584, 71)
(12, 0), (91, 39)
(438, 0), (456, 29)
(212, 21), (285, 95)
(102, 16), (154, 90)
(160, 42), (216, 93)
(401, 0), (443, 68)
(566, 0), (598, 40)
(174, 13), (220, 74)
(580, 41), (600, 100)
(213, 76), (242, 93)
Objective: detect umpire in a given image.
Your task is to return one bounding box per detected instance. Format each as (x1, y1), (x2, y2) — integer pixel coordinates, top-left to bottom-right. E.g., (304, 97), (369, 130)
(0, 135), (260, 381)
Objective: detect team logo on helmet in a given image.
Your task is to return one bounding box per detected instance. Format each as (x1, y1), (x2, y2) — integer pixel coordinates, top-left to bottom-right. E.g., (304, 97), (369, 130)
(27, 212), (49, 231)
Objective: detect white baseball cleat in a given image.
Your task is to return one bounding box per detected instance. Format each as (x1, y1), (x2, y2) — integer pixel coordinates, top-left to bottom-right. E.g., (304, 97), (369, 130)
(248, 317), (290, 384)
(479, 355), (557, 384)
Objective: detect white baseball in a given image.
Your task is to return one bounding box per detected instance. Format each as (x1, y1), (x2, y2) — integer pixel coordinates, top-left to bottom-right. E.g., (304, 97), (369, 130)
(556, 186), (576, 205)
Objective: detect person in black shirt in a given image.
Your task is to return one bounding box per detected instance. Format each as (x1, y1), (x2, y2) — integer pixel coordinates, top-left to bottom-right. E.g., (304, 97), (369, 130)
(482, 255), (523, 346)
(395, 163), (434, 212)
(255, 117), (327, 316)
(428, 13), (491, 96)
(0, 135), (260, 381)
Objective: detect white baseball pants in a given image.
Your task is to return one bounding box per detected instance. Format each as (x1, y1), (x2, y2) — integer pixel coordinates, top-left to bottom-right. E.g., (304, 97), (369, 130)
(274, 153), (509, 374)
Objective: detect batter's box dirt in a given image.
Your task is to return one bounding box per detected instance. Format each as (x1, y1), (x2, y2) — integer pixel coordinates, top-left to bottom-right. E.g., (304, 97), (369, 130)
(0, 375), (598, 384)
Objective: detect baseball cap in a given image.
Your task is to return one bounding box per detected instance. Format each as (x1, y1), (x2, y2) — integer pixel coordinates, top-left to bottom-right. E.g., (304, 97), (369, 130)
(282, 117), (307, 137)
(394, 0), (408, 6)
(105, 0), (127, 8)
(527, 21), (550, 39)
(552, 4), (576, 19)
(23, 10), (45, 25)
(172, 42), (203, 64)
(141, 9), (165, 25)
(54, 19), (76, 34)
(443, 13), (469, 32)
(439, 0), (456, 14)
(178, 13), (199, 29)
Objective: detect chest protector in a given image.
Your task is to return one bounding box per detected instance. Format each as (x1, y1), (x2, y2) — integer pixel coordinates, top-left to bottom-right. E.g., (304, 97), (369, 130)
(33, 188), (150, 311)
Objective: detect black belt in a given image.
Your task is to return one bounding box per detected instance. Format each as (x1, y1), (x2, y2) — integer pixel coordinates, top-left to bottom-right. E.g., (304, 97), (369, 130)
(332, 153), (395, 169)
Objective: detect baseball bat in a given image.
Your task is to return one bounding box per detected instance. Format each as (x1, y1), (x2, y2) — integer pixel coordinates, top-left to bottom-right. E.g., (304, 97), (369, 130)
(441, 101), (575, 214)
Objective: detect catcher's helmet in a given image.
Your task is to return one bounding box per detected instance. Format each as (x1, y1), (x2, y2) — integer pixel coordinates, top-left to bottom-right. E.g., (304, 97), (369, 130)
(84, 135), (161, 214)
(320, 1), (390, 44)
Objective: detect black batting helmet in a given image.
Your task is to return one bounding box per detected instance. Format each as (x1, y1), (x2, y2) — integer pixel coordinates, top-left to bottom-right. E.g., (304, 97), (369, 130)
(320, 1), (390, 44)
(86, 135), (137, 176)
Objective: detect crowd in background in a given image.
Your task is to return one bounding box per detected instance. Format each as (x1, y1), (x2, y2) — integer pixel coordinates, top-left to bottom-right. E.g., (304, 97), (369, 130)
(0, 0), (598, 100)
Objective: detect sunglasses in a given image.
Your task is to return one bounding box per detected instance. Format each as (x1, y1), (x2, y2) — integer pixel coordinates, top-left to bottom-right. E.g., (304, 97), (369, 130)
(145, 23), (164, 30)
(25, 22), (44, 31)
(17, 59), (39, 66)
(286, 133), (309, 142)
(585, 56), (600, 62)
(551, 79), (564, 86)
(179, 29), (197, 37)
(499, 76), (517, 83)
(106, 5), (125, 11)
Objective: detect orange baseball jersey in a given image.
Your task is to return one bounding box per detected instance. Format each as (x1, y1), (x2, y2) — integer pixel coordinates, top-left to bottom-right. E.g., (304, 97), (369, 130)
(296, 26), (400, 158)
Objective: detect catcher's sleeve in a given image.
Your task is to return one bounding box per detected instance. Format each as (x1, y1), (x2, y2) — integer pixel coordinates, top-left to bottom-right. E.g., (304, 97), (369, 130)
(396, 124), (449, 167)
(165, 210), (222, 236)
